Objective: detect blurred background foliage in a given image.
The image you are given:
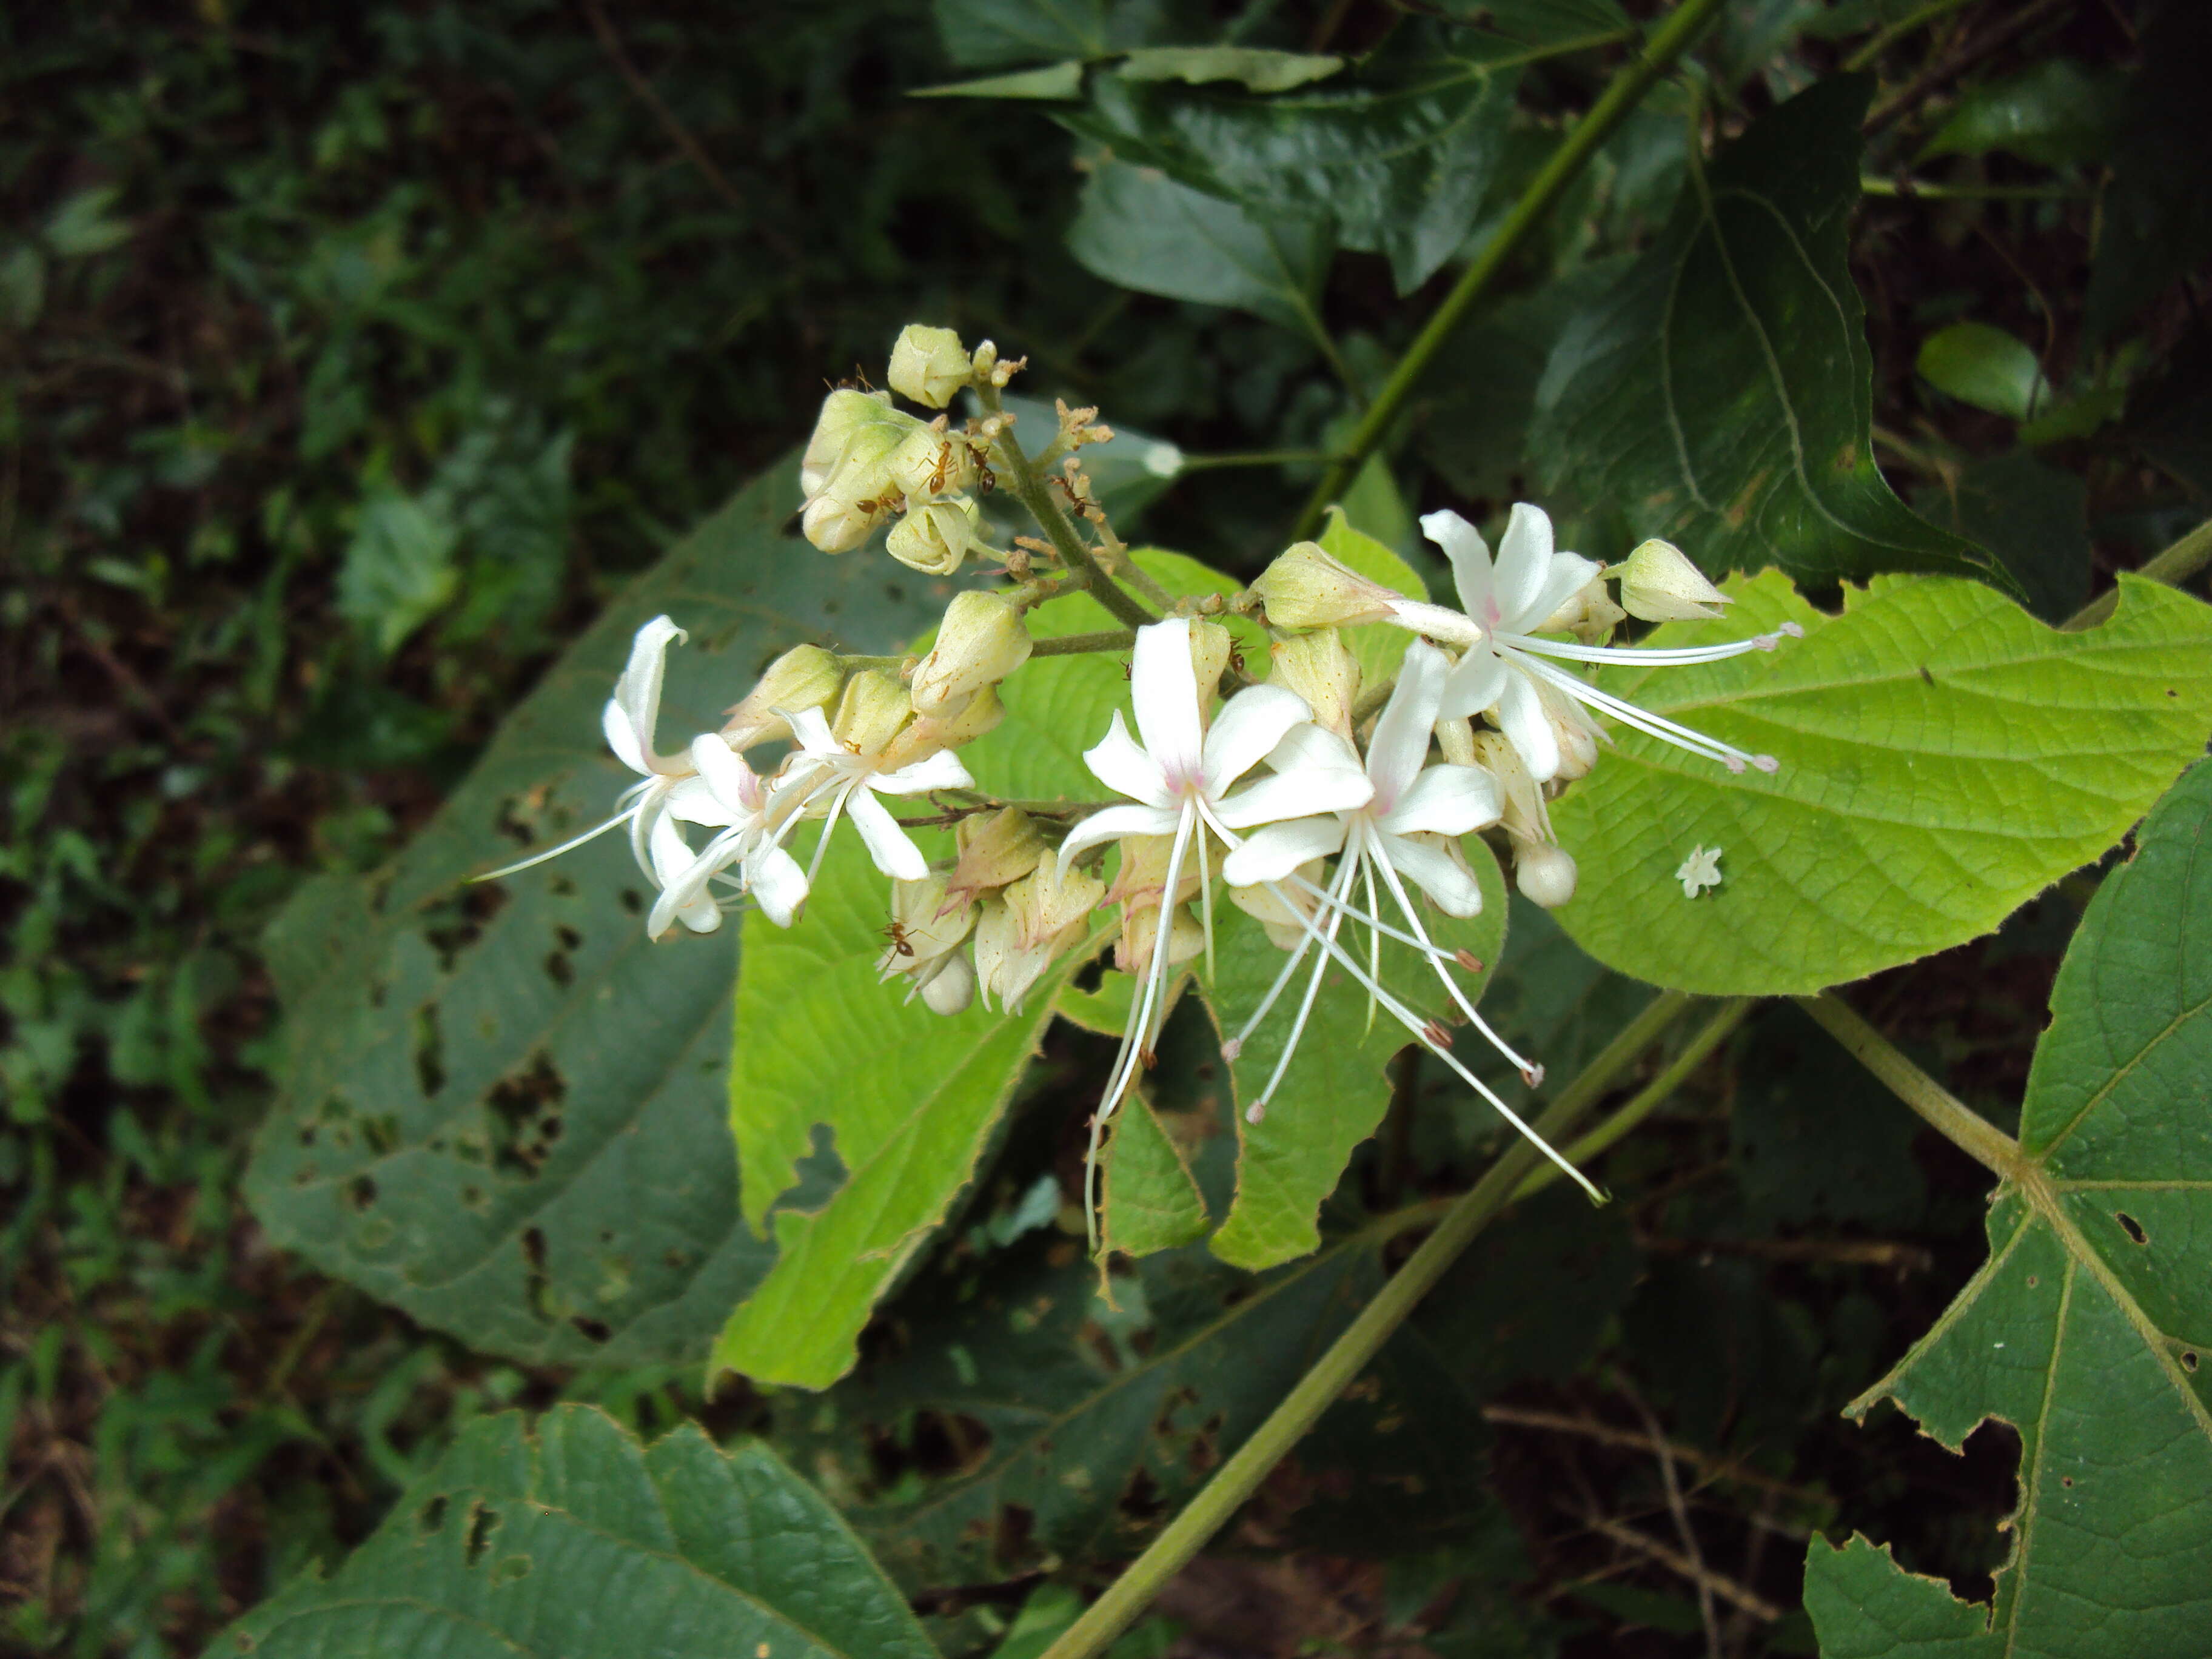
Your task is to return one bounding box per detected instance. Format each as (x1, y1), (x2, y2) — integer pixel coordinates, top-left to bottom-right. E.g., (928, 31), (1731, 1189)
(0, 1), (2204, 1655)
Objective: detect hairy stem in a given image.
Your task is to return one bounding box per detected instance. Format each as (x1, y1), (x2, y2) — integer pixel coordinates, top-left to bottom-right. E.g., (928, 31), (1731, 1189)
(1795, 993), (2022, 1179)
(1038, 990), (1695, 1659)
(1289, 0), (1728, 540)
(989, 414), (1158, 631)
(1030, 629), (1139, 657)
(2063, 515), (2212, 632)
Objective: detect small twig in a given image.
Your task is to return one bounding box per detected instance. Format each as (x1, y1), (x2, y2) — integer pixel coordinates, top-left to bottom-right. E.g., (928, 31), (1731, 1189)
(1634, 1233), (1934, 1272)
(1578, 1513), (1786, 1622)
(1483, 1406), (1811, 1502)
(1619, 1378), (1721, 1659)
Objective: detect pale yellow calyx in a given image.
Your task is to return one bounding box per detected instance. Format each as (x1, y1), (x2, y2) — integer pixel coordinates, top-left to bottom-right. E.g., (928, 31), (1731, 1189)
(722, 643), (845, 749)
(1252, 541), (1398, 629)
(1618, 537), (1730, 622)
(1267, 628), (1361, 740)
(1472, 729), (1578, 907)
(911, 591), (1033, 718)
(1228, 860), (1327, 953)
(886, 495), (986, 577)
(800, 389), (925, 552)
(831, 668), (915, 758)
(946, 806), (1047, 905)
(887, 324), (973, 409)
(886, 421), (980, 504)
(877, 875), (977, 981)
(1434, 713), (1478, 767)
(1540, 576), (1627, 642)
(879, 684), (1004, 773)
(1533, 677), (1602, 781)
(1188, 618), (1235, 706)
(974, 857), (1107, 1011)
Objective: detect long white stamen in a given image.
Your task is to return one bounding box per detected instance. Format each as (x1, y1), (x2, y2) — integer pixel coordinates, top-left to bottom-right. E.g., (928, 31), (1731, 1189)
(804, 782), (854, 885)
(1365, 837), (1543, 1084)
(1516, 652), (1776, 774)
(1260, 877), (1603, 1203)
(1504, 631), (1788, 667)
(1250, 855), (1356, 1114)
(475, 793), (645, 881)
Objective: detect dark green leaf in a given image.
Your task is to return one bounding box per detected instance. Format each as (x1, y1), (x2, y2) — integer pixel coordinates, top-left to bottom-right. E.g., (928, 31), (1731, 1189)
(1532, 76), (2011, 595)
(2086, 7), (2212, 340)
(1065, 158), (1333, 335)
(1732, 1001), (1926, 1230)
(1920, 59), (2122, 169)
(246, 461), (947, 1367)
(1916, 322), (2046, 422)
(220, 1405), (939, 1659)
(1105, 1094), (1210, 1258)
(1912, 450), (2090, 625)
(933, 0), (1171, 69)
(1062, 56), (1517, 293)
(1808, 760), (2212, 1657)
(913, 62), (1086, 99)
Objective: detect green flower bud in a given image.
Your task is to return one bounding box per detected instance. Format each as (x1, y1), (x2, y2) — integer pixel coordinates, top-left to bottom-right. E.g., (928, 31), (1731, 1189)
(1252, 541), (1398, 629)
(722, 643), (845, 749)
(1188, 618), (1233, 706)
(800, 389), (928, 553)
(887, 324), (973, 409)
(1619, 538), (1730, 622)
(947, 806), (1047, 906)
(886, 423), (981, 504)
(831, 668), (914, 758)
(912, 591), (1034, 718)
(1267, 628), (1361, 739)
(886, 495), (986, 577)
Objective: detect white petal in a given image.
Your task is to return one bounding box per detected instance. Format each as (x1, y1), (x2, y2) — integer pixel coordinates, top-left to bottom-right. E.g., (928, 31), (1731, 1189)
(689, 732), (760, 817)
(665, 773), (739, 828)
(1490, 503), (1555, 629)
(1494, 666), (1561, 783)
(1366, 640), (1447, 809)
(1381, 763), (1502, 839)
(784, 704), (840, 756)
(1221, 816), (1347, 886)
(1421, 509), (1495, 626)
(1437, 649), (1509, 720)
(1201, 684), (1310, 789)
(873, 748), (974, 796)
(1376, 833), (1484, 917)
(611, 616), (685, 766)
(1520, 551), (1605, 636)
(674, 890), (724, 933)
(1267, 722), (1361, 777)
(1059, 802), (1181, 868)
(845, 787), (930, 880)
(1129, 618), (1204, 778)
(1214, 762), (1372, 830)
(602, 696), (649, 776)
(746, 845), (809, 927)
(1084, 710), (1172, 806)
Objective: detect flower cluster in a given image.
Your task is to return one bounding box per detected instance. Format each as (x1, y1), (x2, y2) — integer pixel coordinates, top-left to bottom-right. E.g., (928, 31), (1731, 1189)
(483, 323), (1800, 1244)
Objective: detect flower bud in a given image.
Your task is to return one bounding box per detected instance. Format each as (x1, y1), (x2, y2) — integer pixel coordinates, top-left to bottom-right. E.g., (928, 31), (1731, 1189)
(801, 390), (925, 552)
(723, 643), (845, 749)
(920, 949), (976, 1016)
(1188, 619), (1234, 706)
(1252, 542), (1398, 629)
(974, 857), (1106, 1011)
(1471, 729), (1553, 848)
(831, 669), (914, 758)
(887, 324), (973, 409)
(911, 591), (1033, 718)
(1433, 713), (1478, 768)
(1515, 843), (1578, 908)
(947, 806), (1047, 906)
(886, 423), (980, 504)
(1533, 678), (1602, 782)
(1619, 538), (1730, 622)
(1268, 629), (1361, 739)
(877, 876), (976, 982)
(886, 494), (986, 577)
(1540, 577), (1627, 642)
(1116, 900), (1204, 980)
(878, 684), (1004, 774)
(803, 486), (895, 555)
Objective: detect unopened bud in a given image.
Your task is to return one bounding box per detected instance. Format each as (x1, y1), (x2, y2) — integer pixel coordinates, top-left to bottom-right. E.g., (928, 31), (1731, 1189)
(723, 643), (845, 749)
(886, 423), (980, 504)
(974, 857), (1106, 1011)
(831, 669), (914, 757)
(920, 950), (977, 1016)
(1472, 730), (1552, 848)
(947, 806), (1046, 905)
(1534, 679), (1602, 782)
(880, 684), (1004, 773)
(1268, 629), (1361, 739)
(877, 876), (976, 980)
(1188, 619), (1233, 705)
(887, 324), (972, 409)
(886, 495), (986, 577)
(1619, 538), (1730, 622)
(1434, 714), (1478, 768)
(911, 591), (1033, 717)
(1540, 577), (1627, 642)
(1251, 542), (1398, 629)
(803, 486), (895, 555)
(1515, 843), (1578, 908)
(801, 390), (925, 552)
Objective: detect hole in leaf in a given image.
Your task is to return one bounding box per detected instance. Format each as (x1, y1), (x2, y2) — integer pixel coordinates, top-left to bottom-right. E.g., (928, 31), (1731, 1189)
(414, 1005), (446, 1098)
(570, 1316), (612, 1344)
(461, 1184), (485, 1210)
(424, 883), (509, 970)
(544, 949), (574, 988)
(557, 925), (581, 951)
(550, 874), (577, 896)
(620, 888), (643, 914)
(521, 1227), (548, 1271)
(2117, 1212), (2147, 1244)
(420, 1495), (448, 1535)
(487, 1051), (568, 1178)
(2183, 1351), (2199, 1373)
(463, 1501), (500, 1566)
(346, 1175), (377, 1212)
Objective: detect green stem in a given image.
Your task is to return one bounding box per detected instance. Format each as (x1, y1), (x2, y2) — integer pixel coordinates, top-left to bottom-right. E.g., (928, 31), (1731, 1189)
(1841, 0), (1975, 73)
(1038, 989), (1695, 1659)
(990, 417), (1158, 631)
(1289, 0), (1728, 540)
(2062, 515), (2212, 632)
(1794, 993), (2022, 1179)
(1511, 997), (1754, 1201)
(1173, 449), (1339, 472)
(1030, 629), (1138, 657)
(1861, 175), (2087, 201)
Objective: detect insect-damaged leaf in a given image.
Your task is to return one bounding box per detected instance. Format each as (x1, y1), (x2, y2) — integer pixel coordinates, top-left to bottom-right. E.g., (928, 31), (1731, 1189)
(246, 461), (947, 1366)
(1806, 760), (2212, 1657)
(1531, 75), (2011, 596)
(218, 1405), (937, 1659)
(1552, 572), (2212, 996)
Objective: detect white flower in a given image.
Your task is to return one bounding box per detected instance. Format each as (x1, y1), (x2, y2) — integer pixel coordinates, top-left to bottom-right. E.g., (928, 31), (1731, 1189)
(476, 614), (698, 883)
(1676, 844), (1723, 898)
(643, 732), (814, 939)
(1058, 617), (1372, 1245)
(1216, 642), (1596, 1199)
(782, 705), (974, 883)
(1413, 505), (1796, 782)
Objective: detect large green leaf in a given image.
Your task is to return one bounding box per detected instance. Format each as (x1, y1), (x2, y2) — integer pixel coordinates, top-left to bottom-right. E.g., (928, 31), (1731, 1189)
(1531, 75), (2010, 595)
(712, 837), (1102, 1390)
(1551, 571), (2212, 995)
(245, 462), (947, 1366)
(1062, 52), (1517, 293)
(932, 0), (1170, 70)
(220, 1404), (938, 1659)
(1806, 759), (2212, 1657)
(1066, 157), (1333, 335)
